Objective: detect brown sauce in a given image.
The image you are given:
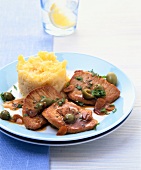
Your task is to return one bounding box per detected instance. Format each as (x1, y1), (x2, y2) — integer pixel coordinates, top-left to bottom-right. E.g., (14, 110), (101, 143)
(94, 104), (116, 115)
(10, 114), (24, 125)
(82, 104), (115, 115)
(3, 98), (24, 110)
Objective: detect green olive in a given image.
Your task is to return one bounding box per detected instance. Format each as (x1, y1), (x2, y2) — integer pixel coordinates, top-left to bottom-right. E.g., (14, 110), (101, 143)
(40, 97), (54, 107)
(82, 88), (94, 99)
(64, 113), (75, 124)
(0, 110), (11, 120)
(106, 72), (118, 86)
(4, 92), (15, 101)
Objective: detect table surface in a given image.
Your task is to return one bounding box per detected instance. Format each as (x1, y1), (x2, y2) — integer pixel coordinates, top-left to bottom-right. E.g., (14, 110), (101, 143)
(52, 0), (141, 170)
(0, 0), (141, 170)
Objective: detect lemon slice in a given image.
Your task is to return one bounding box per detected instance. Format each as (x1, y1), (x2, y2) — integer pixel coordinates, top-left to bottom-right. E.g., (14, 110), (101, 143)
(49, 3), (76, 29)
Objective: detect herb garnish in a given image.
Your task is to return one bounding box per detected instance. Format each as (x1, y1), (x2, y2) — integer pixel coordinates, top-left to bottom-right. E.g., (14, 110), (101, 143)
(112, 108), (117, 113)
(65, 82), (70, 87)
(23, 113), (28, 117)
(13, 85), (17, 90)
(94, 123), (100, 130)
(41, 96), (46, 99)
(16, 104), (23, 108)
(109, 103), (115, 107)
(100, 108), (108, 114)
(57, 98), (65, 106)
(88, 69), (99, 77)
(91, 89), (106, 98)
(76, 85), (82, 90)
(0, 93), (6, 102)
(75, 101), (84, 106)
(75, 76), (83, 81)
(101, 75), (107, 78)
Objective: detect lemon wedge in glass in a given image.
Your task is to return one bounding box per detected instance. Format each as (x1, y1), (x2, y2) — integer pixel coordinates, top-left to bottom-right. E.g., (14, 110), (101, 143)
(49, 3), (76, 29)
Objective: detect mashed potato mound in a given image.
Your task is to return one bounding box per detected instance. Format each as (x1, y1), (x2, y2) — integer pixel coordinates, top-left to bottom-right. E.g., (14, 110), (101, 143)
(17, 51), (67, 96)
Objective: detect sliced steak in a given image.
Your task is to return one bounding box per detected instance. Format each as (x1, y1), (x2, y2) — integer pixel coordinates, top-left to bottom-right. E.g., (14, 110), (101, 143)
(42, 100), (98, 135)
(22, 85), (62, 130)
(63, 70), (120, 105)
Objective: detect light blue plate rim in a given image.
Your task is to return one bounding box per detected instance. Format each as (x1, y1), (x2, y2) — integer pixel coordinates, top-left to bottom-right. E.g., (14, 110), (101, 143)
(0, 52), (136, 141)
(0, 109), (132, 146)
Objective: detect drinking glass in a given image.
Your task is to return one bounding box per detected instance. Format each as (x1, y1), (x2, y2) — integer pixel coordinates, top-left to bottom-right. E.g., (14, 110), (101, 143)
(40, 0), (79, 36)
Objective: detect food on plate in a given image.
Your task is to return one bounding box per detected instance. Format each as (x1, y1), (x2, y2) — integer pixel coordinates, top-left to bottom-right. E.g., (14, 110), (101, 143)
(0, 51), (121, 135)
(10, 114), (23, 124)
(22, 115), (48, 130)
(0, 68), (120, 134)
(42, 99), (98, 135)
(0, 110), (11, 120)
(0, 110), (23, 124)
(0, 92), (15, 102)
(106, 72), (118, 86)
(17, 51), (67, 96)
(3, 98), (24, 110)
(94, 98), (116, 115)
(22, 85), (62, 130)
(63, 70), (120, 111)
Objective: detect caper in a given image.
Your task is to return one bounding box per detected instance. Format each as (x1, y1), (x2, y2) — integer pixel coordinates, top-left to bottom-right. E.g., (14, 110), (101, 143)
(35, 102), (44, 111)
(106, 72), (117, 86)
(0, 110), (11, 120)
(63, 113), (76, 124)
(94, 84), (104, 91)
(3, 92), (15, 101)
(82, 88), (94, 99)
(40, 97), (54, 107)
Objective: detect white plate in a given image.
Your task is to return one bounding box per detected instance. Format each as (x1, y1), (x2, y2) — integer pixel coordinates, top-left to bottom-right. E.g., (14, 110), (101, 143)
(0, 53), (135, 142)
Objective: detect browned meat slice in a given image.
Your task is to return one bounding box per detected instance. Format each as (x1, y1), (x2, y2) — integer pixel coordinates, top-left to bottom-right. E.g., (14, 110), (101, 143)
(22, 85), (62, 130)
(22, 115), (48, 130)
(64, 70), (120, 105)
(42, 100), (98, 135)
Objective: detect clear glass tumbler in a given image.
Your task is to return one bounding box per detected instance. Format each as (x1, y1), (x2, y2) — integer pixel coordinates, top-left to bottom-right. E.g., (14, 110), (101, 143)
(40, 0), (79, 36)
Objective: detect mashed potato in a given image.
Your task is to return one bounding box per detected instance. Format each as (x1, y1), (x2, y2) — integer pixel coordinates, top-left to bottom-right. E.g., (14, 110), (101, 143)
(17, 51), (67, 96)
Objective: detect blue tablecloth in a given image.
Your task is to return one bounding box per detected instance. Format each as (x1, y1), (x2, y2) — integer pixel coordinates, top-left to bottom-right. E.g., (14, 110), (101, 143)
(0, 133), (50, 170)
(0, 0), (53, 169)
(0, 0), (53, 67)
